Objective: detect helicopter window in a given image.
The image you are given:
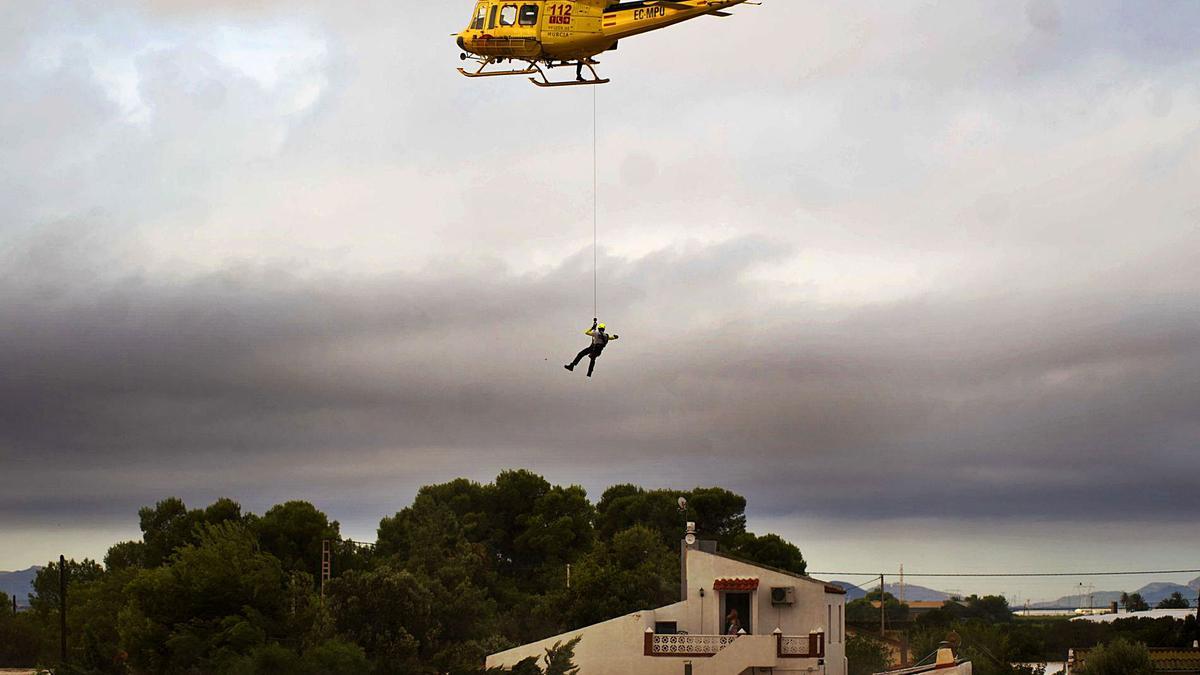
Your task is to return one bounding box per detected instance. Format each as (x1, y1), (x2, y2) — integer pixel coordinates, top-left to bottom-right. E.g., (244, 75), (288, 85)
(519, 4), (539, 25)
(472, 4), (487, 30)
(488, 4), (499, 29)
(499, 5), (518, 26)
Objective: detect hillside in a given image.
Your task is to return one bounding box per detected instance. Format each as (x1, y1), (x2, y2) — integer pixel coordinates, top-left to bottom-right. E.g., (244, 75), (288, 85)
(1033, 582), (1195, 609)
(0, 567), (40, 607)
(830, 581), (868, 601)
(888, 582), (951, 602)
(829, 581), (951, 603)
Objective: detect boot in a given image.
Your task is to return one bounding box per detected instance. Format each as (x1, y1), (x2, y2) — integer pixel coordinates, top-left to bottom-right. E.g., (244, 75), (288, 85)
(564, 364), (574, 372)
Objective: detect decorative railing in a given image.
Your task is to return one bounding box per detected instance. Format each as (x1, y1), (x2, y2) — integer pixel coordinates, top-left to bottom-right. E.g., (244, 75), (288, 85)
(776, 630), (825, 659)
(644, 632), (739, 657)
(642, 630), (825, 659)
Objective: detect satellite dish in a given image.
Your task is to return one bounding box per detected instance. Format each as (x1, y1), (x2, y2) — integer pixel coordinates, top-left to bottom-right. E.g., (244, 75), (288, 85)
(678, 497), (688, 511)
(685, 533), (697, 546)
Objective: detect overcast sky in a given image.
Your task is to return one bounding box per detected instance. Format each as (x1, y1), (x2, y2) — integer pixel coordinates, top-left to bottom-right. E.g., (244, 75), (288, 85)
(2, 1), (1198, 603)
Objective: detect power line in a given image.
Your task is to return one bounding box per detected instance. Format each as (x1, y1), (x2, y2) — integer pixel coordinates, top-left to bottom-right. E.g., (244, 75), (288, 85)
(811, 569), (1200, 578)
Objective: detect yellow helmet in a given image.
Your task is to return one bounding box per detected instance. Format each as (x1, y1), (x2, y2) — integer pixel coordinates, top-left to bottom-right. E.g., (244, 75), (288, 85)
(598, 323), (606, 330)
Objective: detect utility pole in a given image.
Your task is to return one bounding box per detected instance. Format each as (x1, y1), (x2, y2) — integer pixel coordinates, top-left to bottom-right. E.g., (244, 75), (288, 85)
(880, 574), (886, 638)
(59, 555), (68, 669)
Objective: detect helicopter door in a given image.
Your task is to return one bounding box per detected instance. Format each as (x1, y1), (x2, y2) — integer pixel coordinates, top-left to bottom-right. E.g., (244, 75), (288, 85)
(470, 2), (488, 30)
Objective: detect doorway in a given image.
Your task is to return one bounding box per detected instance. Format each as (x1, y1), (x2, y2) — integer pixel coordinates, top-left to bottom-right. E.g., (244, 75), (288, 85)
(722, 592), (752, 635)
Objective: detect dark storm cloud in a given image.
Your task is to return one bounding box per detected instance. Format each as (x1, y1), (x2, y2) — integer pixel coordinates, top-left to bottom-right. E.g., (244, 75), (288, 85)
(1, 220), (1197, 526)
(1, 0), (1199, 556)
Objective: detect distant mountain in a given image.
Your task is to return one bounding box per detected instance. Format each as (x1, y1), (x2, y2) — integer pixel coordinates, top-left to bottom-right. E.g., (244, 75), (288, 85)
(828, 581), (952, 603)
(830, 581), (868, 601)
(1032, 582), (1195, 609)
(1138, 582), (1196, 605)
(1190, 577), (1200, 592)
(887, 582), (950, 603)
(0, 567), (41, 607)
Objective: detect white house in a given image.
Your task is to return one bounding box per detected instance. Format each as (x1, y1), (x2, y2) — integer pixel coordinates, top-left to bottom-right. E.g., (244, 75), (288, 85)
(486, 532), (849, 674)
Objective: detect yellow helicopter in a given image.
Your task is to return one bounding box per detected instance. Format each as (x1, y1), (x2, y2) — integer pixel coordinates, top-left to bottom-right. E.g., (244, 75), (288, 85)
(456, 0), (758, 87)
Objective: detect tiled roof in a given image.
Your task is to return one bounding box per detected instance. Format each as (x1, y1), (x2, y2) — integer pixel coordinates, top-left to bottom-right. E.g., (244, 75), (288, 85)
(1150, 648), (1200, 672)
(713, 577), (760, 591)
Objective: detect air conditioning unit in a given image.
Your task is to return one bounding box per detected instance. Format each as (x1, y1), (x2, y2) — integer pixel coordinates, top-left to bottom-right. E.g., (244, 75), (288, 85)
(771, 586), (795, 606)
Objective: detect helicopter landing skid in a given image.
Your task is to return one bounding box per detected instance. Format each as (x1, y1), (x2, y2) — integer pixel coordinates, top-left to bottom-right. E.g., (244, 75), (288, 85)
(529, 61), (610, 88)
(458, 58), (538, 78)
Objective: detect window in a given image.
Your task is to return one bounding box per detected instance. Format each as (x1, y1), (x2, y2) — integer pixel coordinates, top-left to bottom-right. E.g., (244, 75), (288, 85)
(499, 4), (518, 26)
(838, 604), (843, 642)
(828, 605), (832, 641)
(472, 3), (487, 30)
(488, 4), (499, 29)
(519, 4), (539, 25)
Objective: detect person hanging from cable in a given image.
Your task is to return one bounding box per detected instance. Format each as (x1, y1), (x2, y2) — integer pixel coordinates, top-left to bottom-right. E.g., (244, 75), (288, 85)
(565, 318), (619, 378)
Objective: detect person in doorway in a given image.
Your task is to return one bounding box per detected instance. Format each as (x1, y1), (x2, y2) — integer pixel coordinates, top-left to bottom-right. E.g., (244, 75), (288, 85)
(726, 608), (742, 636)
(565, 318), (619, 378)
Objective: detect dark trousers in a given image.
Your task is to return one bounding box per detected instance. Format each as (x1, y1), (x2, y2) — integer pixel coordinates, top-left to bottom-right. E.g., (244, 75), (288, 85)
(570, 345), (604, 376)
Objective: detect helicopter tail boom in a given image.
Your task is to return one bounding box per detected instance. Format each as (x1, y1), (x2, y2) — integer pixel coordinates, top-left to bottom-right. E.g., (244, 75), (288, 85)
(599, 0), (750, 42)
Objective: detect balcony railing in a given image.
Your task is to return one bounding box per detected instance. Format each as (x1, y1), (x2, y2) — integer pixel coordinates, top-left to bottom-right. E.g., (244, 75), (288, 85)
(644, 633), (739, 657)
(777, 630), (825, 659)
(642, 630), (825, 659)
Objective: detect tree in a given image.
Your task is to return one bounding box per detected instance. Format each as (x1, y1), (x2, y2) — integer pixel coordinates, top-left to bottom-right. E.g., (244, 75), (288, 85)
(510, 657), (542, 675)
(67, 567), (140, 674)
(223, 642), (303, 675)
(119, 521), (290, 674)
(138, 497), (246, 567)
(104, 541), (146, 571)
(595, 485), (747, 549)
(1123, 593), (1151, 613)
(326, 559), (496, 675)
(541, 637), (581, 675)
(30, 558), (104, 614)
(726, 533), (807, 575)
(1157, 592), (1190, 609)
(1079, 638), (1155, 675)
(846, 633), (891, 675)
(302, 639), (372, 675)
(0, 603), (45, 668)
(253, 500), (340, 579)
(847, 590), (909, 624)
(565, 526), (677, 629)
(911, 622), (1040, 675)
(961, 595), (1013, 623)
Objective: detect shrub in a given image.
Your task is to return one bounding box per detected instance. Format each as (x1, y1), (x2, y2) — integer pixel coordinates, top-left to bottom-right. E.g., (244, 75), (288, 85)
(1080, 638), (1155, 675)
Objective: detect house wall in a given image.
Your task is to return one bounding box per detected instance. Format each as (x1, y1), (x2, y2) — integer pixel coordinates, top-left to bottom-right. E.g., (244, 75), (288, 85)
(681, 550), (847, 673)
(485, 608), (686, 675)
(682, 551), (845, 637)
(485, 550), (848, 674)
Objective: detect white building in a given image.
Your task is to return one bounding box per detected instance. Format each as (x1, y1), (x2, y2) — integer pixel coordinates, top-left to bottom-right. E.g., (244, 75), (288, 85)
(1070, 608), (1197, 623)
(487, 535), (849, 674)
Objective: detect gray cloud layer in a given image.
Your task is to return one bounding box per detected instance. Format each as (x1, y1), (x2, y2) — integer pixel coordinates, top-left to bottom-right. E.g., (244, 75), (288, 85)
(1, 1), (1198, 562)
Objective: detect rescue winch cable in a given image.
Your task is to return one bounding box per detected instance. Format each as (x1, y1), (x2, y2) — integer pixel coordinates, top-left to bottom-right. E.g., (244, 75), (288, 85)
(592, 85), (598, 319)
